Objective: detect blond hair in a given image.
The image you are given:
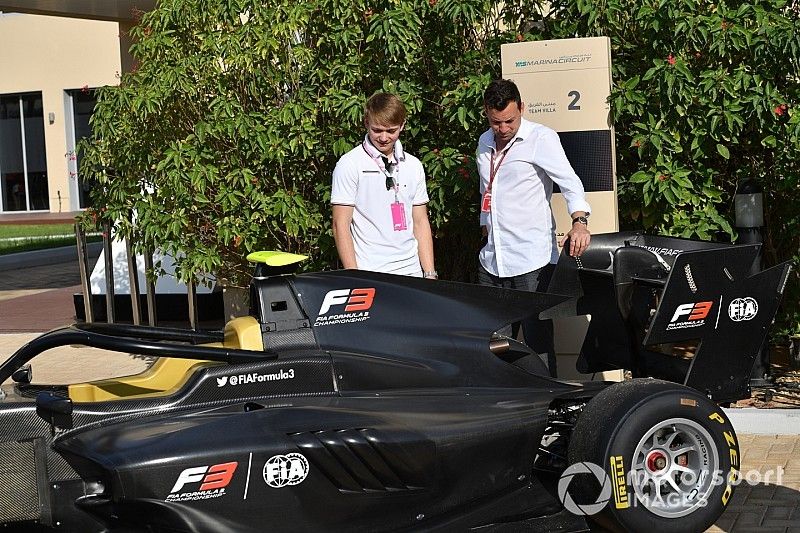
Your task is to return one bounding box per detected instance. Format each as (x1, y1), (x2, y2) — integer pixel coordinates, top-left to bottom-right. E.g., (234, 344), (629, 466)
(364, 93), (407, 126)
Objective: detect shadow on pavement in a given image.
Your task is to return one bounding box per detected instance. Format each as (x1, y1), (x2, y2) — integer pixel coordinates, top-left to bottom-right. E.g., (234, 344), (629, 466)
(713, 482), (800, 532)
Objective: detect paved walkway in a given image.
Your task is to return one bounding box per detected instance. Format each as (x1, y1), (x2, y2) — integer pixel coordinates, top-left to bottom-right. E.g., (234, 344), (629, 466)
(0, 250), (797, 532)
(0, 333), (150, 385)
(0, 211), (81, 225)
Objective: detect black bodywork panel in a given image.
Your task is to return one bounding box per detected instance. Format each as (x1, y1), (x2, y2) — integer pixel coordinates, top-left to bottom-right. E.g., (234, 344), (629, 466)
(546, 232), (791, 402)
(0, 231), (790, 531)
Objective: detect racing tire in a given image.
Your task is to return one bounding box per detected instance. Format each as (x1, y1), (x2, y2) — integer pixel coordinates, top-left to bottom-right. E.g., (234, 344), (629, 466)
(566, 379), (739, 533)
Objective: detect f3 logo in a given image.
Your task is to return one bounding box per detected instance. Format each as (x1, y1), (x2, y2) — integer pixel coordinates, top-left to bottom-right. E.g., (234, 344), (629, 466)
(170, 462), (238, 493)
(670, 301), (713, 323)
(318, 288), (376, 315)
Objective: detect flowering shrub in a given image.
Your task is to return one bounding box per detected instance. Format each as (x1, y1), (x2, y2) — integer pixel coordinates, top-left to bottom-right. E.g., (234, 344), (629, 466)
(80, 0), (543, 284)
(535, 0), (800, 333)
(81, 0), (799, 330)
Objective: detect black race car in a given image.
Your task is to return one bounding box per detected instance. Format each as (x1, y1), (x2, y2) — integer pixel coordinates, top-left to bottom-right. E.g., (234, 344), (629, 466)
(0, 232), (791, 532)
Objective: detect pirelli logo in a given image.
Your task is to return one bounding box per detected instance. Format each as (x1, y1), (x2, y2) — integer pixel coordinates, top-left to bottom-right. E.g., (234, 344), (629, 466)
(610, 455), (630, 509)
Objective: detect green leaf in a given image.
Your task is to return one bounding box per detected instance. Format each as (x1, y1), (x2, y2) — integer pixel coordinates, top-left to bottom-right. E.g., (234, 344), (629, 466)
(716, 144), (730, 159)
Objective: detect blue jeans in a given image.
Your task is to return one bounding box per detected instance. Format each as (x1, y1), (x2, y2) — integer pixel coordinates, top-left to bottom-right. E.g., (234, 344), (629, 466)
(478, 264), (557, 377)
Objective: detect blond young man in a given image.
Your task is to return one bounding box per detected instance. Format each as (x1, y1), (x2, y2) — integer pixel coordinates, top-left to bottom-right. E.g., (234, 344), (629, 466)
(331, 93), (436, 278)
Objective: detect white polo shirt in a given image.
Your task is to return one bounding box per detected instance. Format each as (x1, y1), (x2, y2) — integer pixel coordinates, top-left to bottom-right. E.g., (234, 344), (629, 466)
(331, 138), (429, 275)
(477, 118), (591, 277)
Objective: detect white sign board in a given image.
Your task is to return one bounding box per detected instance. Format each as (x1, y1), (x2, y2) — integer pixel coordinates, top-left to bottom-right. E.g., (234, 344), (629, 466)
(502, 37), (620, 379)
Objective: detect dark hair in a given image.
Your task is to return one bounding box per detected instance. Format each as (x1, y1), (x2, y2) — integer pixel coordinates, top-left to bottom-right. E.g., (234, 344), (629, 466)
(483, 79), (522, 111)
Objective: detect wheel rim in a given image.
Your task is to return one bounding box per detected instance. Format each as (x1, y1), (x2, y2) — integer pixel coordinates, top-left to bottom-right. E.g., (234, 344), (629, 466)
(630, 417), (719, 518)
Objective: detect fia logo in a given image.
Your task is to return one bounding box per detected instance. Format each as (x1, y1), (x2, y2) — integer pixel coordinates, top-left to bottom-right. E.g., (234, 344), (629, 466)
(263, 453), (309, 488)
(728, 297), (758, 322)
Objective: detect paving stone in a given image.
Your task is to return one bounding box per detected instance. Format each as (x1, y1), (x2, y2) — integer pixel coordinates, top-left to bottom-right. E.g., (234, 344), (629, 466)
(744, 484), (778, 503)
(762, 505), (795, 521)
(769, 486), (799, 502)
(731, 509), (767, 528)
(0, 286), (80, 333)
(728, 485), (752, 507)
(744, 450), (772, 462)
(711, 511), (738, 531)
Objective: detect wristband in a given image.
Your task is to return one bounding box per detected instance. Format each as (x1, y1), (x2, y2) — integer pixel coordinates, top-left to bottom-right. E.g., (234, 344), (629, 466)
(423, 270), (438, 279)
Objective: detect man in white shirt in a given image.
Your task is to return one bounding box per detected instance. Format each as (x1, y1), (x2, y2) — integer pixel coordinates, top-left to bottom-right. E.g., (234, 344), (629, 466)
(476, 79), (591, 376)
(331, 93), (437, 278)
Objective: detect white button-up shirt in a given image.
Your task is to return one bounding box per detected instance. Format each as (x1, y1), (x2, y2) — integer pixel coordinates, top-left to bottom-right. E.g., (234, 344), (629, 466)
(477, 118), (591, 277)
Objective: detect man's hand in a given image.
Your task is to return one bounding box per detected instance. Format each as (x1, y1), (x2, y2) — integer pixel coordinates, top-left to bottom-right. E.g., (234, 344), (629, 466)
(560, 222), (591, 257)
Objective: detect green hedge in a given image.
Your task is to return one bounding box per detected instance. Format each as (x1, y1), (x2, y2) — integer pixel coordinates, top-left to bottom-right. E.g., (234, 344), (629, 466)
(81, 0), (799, 333)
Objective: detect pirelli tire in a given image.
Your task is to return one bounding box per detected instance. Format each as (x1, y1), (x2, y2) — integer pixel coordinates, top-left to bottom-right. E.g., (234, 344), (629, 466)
(566, 379), (739, 533)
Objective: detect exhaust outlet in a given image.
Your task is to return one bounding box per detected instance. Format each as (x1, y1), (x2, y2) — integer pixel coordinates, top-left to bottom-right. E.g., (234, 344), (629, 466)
(489, 337), (510, 354)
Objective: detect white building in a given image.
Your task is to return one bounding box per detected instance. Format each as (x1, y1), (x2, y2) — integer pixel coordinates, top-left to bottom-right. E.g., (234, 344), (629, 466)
(0, 2), (151, 214)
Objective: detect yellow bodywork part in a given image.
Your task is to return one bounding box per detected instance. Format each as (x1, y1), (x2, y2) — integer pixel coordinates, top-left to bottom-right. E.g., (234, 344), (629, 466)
(246, 250), (308, 266)
(68, 317), (264, 402)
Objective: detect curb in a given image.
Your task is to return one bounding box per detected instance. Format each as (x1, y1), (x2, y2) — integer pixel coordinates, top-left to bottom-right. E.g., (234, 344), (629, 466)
(0, 242), (102, 272)
(723, 407), (800, 435)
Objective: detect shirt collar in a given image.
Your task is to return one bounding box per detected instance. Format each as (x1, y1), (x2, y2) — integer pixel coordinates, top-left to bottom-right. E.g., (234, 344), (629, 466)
(362, 135), (406, 162)
(480, 117), (534, 151)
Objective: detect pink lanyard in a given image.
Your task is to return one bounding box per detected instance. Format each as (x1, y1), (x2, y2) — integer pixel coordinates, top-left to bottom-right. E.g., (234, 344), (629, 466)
(362, 143), (399, 197)
(485, 139), (517, 194)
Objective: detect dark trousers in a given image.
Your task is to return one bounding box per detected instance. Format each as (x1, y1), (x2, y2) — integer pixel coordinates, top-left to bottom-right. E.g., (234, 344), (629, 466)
(478, 264), (557, 377)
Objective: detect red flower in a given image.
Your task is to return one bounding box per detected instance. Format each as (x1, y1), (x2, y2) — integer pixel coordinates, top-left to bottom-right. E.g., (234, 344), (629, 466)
(774, 106), (784, 116)
(658, 174), (668, 182)
(667, 54), (676, 66)
(633, 140), (642, 148)
(428, 0), (437, 6)
(516, 34), (524, 42)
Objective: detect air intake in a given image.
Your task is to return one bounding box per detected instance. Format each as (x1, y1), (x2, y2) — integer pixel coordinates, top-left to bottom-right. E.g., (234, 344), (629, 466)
(290, 428), (429, 493)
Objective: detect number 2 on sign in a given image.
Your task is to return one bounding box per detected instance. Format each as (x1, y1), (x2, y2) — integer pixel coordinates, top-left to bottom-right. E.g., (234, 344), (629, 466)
(568, 90), (581, 110)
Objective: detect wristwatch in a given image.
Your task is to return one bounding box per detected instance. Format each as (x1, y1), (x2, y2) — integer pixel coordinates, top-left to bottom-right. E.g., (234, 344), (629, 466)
(423, 270), (438, 279)
(572, 215), (589, 226)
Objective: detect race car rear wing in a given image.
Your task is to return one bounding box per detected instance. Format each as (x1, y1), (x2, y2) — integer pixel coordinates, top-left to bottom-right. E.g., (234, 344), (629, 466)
(547, 232), (793, 402)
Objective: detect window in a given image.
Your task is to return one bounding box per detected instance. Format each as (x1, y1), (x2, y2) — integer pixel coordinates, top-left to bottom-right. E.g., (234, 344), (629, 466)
(66, 89), (97, 209)
(0, 92), (49, 212)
